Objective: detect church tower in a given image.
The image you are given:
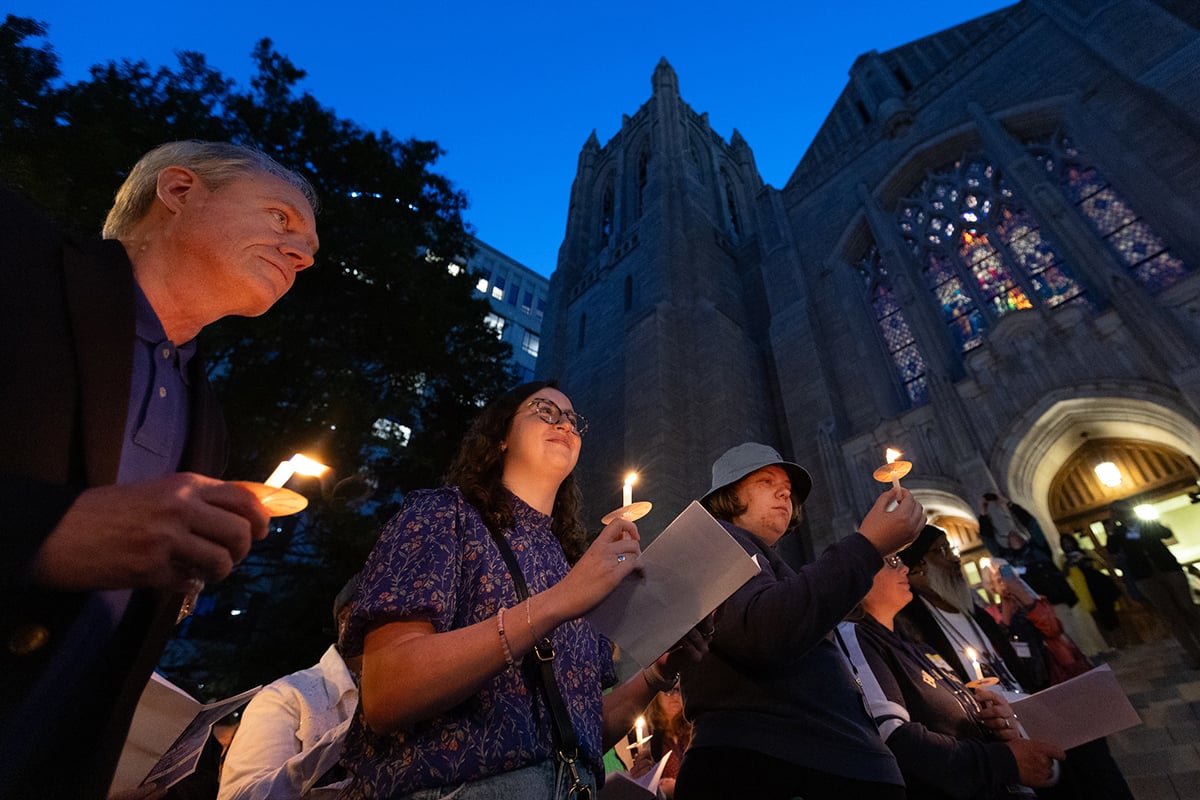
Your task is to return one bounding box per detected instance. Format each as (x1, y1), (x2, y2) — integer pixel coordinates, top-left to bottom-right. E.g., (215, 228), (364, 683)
(541, 3), (1200, 570)
(538, 59), (785, 530)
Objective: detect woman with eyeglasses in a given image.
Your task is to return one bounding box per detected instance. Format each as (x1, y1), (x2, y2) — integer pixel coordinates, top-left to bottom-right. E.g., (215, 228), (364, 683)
(338, 381), (706, 799)
(835, 555), (1067, 799)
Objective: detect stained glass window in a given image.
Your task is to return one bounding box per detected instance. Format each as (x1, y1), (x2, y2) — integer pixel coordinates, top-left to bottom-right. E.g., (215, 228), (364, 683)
(860, 247), (929, 407)
(1030, 132), (1189, 293)
(894, 153), (1086, 351)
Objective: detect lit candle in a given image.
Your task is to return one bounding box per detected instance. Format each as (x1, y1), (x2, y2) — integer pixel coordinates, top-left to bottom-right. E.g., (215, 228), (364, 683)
(265, 453), (330, 488)
(966, 647), (984, 682)
(635, 715), (646, 745)
(623, 472), (637, 508)
(873, 447), (913, 493)
(885, 449), (903, 491)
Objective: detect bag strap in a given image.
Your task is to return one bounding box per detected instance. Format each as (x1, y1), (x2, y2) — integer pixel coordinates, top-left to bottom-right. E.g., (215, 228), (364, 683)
(486, 527), (581, 759)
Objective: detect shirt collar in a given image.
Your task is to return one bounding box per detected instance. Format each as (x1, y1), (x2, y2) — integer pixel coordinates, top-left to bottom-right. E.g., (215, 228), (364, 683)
(134, 282), (197, 381)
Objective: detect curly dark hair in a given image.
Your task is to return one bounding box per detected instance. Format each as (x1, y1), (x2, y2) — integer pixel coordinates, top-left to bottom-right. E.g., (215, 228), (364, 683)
(446, 380), (589, 562)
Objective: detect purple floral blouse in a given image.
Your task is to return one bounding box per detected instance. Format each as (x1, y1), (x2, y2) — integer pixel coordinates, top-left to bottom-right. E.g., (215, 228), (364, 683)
(339, 487), (615, 797)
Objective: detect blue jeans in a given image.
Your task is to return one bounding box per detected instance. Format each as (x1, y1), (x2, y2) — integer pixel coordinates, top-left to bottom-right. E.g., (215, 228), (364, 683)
(396, 759), (596, 800)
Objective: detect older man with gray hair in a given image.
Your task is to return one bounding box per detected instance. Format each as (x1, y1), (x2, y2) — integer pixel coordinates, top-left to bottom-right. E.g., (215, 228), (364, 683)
(0, 141), (319, 798)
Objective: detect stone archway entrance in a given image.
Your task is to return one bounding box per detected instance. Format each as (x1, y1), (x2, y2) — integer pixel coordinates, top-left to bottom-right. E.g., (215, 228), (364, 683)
(993, 389), (1200, 643)
(991, 388), (1200, 550)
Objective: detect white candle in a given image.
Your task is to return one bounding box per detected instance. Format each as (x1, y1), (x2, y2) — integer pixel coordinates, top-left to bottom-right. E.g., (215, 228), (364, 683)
(966, 647), (984, 682)
(635, 715), (645, 745)
(623, 472), (637, 507)
(885, 448), (903, 491)
(264, 461), (294, 488)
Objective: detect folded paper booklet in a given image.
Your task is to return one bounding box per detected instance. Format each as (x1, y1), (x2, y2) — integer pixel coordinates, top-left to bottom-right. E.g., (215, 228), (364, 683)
(601, 753), (671, 800)
(586, 501), (761, 667)
(1010, 664), (1141, 750)
(111, 672), (261, 792)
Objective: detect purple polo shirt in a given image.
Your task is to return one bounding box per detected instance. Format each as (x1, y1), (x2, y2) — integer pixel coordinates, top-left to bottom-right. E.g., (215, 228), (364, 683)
(117, 284), (194, 484)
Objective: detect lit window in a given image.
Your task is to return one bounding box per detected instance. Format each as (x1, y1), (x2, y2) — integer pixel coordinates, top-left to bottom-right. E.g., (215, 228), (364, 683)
(485, 313), (505, 337)
(859, 247), (928, 407)
(476, 277), (489, 292)
(1030, 132), (1190, 293)
(522, 330), (540, 358)
(895, 153), (1086, 352)
(372, 418), (412, 446)
(492, 274), (506, 301)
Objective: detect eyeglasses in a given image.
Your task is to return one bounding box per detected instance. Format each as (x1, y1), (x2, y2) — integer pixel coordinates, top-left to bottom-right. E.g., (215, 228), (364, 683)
(931, 542), (959, 559)
(527, 397), (589, 437)
(884, 554), (904, 570)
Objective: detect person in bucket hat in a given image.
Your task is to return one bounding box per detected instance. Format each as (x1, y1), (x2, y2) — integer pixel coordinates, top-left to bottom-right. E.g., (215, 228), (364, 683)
(673, 442), (925, 800)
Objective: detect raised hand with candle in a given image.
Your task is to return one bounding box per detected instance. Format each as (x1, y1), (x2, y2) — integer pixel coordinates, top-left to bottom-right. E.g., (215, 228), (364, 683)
(857, 486), (924, 557)
(341, 381), (697, 798)
(0, 141), (320, 797)
(839, 550), (1068, 797)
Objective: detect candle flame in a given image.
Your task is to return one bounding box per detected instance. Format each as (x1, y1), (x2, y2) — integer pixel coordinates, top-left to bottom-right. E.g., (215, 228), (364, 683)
(965, 646), (978, 661)
(624, 472), (638, 488)
(979, 558), (991, 571)
(885, 448), (902, 464)
(288, 453), (330, 477)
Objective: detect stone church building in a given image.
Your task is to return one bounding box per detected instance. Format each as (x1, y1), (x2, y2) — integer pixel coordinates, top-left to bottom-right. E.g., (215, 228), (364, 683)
(536, 0), (1200, 569)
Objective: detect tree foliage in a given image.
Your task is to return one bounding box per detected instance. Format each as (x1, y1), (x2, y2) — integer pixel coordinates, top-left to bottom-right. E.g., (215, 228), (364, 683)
(0, 14), (516, 696)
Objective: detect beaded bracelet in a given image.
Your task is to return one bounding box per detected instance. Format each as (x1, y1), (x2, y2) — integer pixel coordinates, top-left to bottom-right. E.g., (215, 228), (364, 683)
(497, 606), (515, 668)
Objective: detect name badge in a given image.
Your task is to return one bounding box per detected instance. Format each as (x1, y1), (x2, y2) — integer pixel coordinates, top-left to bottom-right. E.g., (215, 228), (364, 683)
(1011, 641), (1032, 658)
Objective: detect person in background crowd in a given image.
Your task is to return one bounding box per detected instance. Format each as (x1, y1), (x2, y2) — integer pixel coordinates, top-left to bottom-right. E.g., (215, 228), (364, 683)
(218, 573), (362, 799)
(898, 527), (1134, 800)
(1057, 533), (1122, 640)
(673, 442), (925, 800)
(837, 553), (1066, 798)
(0, 140), (319, 799)
(1107, 503), (1200, 669)
(629, 686), (692, 799)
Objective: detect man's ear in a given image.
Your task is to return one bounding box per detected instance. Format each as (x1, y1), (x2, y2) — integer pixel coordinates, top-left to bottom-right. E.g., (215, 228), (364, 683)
(155, 166), (202, 215)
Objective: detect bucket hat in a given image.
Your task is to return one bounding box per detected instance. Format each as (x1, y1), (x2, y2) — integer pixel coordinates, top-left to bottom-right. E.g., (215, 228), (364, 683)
(702, 442), (812, 504)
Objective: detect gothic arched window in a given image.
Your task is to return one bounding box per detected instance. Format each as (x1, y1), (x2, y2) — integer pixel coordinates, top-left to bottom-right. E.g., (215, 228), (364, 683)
(860, 246), (929, 407)
(895, 154), (1086, 351)
(721, 169), (741, 238)
(690, 138), (705, 184)
(600, 181), (614, 249)
(1029, 132), (1190, 294)
(637, 147), (650, 218)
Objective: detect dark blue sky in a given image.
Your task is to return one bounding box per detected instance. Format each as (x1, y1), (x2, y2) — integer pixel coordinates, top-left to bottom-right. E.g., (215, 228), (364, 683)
(11, 1), (1012, 276)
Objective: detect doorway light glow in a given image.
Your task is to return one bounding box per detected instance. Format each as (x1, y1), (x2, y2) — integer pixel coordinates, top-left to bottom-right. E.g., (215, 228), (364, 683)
(1094, 461), (1122, 487)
